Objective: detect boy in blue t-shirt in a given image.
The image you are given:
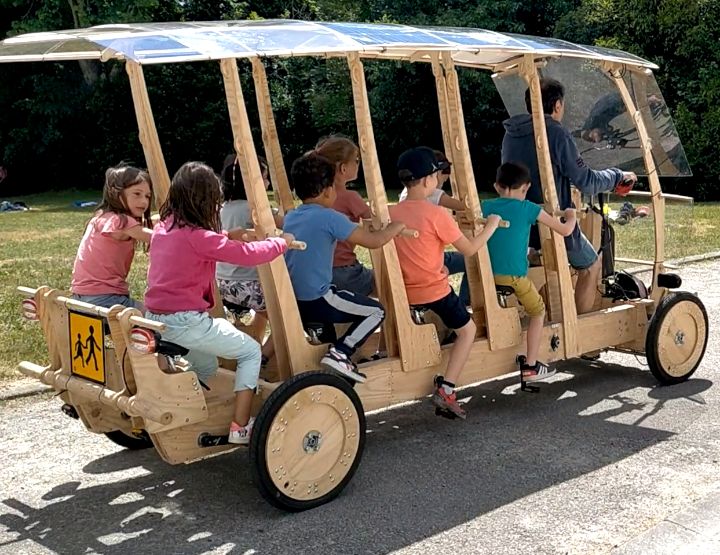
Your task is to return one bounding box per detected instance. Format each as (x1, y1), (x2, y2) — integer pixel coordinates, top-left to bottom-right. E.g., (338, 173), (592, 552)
(284, 151), (405, 383)
(483, 162), (577, 381)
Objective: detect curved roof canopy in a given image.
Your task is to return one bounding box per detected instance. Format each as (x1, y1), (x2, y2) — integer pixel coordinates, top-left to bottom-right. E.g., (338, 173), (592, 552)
(0, 20), (657, 71)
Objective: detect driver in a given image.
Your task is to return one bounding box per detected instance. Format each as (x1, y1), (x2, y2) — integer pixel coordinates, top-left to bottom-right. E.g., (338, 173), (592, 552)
(501, 78), (637, 314)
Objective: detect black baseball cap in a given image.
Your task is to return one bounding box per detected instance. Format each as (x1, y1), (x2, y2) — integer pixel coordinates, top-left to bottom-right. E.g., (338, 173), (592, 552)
(397, 146), (451, 182)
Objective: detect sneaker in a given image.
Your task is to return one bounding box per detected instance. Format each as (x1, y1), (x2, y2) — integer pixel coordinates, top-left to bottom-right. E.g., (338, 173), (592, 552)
(228, 417), (255, 445)
(431, 386), (467, 419)
(521, 361), (556, 382)
(321, 347), (367, 383)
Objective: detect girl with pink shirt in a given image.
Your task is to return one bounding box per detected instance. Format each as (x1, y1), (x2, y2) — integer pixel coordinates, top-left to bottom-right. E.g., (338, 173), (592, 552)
(71, 165), (153, 309)
(144, 162), (293, 445)
(316, 135), (375, 296)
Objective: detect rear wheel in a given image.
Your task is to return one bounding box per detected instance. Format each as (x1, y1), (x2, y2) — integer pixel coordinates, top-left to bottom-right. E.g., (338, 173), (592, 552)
(104, 429), (153, 450)
(250, 371), (365, 511)
(646, 292), (708, 385)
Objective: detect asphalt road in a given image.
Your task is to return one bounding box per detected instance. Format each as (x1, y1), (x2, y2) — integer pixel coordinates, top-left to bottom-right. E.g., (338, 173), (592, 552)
(1, 260), (718, 555)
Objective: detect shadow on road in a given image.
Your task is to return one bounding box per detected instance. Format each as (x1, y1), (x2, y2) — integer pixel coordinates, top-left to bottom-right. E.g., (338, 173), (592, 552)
(0, 360), (713, 554)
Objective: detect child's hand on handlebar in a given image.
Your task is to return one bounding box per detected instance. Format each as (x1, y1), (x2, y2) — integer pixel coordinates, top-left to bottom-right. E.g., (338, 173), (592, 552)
(564, 208), (577, 222)
(387, 221), (407, 235)
(281, 233), (296, 247)
(485, 214), (502, 229)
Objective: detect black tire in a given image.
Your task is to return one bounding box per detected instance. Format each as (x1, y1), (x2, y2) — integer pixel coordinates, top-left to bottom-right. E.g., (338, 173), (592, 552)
(104, 429), (153, 450)
(250, 371), (366, 512)
(646, 292), (709, 385)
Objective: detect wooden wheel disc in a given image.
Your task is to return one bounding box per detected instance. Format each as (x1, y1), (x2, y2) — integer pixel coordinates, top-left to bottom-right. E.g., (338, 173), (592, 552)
(264, 384), (361, 501)
(655, 299), (707, 378)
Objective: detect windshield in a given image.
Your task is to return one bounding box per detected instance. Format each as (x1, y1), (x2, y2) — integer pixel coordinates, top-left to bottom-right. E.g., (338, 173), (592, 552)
(492, 57), (691, 177)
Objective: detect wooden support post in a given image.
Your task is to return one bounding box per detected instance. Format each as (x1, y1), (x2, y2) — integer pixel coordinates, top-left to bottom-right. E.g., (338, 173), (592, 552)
(250, 57), (295, 215)
(607, 64), (667, 303)
(125, 61), (172, 206)
(220, 58), (326, 378)
(347, 52), (441, 372)
(430, 54), (458, 197)
(438, 52), (521, 351)
(520, 54), (580, 358)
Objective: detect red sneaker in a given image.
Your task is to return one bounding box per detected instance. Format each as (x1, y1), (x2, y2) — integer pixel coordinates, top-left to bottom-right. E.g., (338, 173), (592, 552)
(431, 387), (467, 419)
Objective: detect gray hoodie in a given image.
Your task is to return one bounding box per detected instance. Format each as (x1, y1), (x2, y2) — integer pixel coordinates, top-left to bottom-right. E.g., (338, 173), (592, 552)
(501, 113), (623, 252)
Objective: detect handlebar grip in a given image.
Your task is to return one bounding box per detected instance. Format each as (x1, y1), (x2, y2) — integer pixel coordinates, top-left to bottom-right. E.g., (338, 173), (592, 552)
(289, 240), (306, 250)
(553, 208), (586, 219)
(400, 228), (419, 238)
(478, 217), (510, 229)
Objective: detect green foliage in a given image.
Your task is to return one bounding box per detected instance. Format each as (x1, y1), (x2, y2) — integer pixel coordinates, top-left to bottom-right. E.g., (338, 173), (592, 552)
(0, 0), (717, 198)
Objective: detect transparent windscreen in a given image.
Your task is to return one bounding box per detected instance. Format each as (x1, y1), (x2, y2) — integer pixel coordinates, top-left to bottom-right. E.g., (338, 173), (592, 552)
(492, 58), (691, 177)
(606, 192), (695, 272)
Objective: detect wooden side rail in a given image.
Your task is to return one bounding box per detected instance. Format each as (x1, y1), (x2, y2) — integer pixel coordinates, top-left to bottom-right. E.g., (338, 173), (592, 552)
(18, 361), (172, 425)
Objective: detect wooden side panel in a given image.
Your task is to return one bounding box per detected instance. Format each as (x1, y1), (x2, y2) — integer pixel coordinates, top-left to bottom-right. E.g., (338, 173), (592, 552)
(347, 52), (441, 372)
(125, 61), (172, 207)
(118, 310), (208, 434)
(520, 55), (579, 357)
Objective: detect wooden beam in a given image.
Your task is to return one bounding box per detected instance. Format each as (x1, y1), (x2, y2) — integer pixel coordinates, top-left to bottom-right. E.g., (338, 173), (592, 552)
(519, 54), (580, 358)
(438, 52), (521, 351)
(125, 61), (171, 206)
(346, 52), (442, 372)
(220, 58), (326, 378)
(250, 57), (295, 215)
(606, 63), (666, 303)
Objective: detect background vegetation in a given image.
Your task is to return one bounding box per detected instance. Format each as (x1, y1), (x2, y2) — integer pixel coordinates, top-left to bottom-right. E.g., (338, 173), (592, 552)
(0, 0), (718, 199)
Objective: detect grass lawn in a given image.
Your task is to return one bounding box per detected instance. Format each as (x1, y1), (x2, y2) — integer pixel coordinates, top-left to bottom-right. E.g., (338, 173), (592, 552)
(1, 190), (718, 381)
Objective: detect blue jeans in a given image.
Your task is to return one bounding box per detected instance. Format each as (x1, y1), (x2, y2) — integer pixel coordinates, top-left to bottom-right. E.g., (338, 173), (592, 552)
(145, 310), (260, 392)
(444, 251), (469, 306)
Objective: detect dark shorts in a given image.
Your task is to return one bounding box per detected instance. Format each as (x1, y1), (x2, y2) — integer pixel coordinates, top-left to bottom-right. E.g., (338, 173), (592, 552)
(412, 290), (471, 330)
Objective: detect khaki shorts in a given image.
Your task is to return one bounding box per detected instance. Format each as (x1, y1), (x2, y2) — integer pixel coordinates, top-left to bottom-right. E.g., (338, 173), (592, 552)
(494, 275), (545, 317)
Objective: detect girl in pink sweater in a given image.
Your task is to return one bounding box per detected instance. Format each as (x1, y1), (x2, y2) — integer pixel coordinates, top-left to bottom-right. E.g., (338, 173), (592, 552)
(145, 162), (293, 445)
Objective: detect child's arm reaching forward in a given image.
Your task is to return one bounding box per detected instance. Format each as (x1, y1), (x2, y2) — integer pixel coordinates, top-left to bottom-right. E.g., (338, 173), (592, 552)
(537, 208), (576, 237)
(191, 229), (292, 267)
(451, 214), (501, 256)
(347, 221), (406, 249)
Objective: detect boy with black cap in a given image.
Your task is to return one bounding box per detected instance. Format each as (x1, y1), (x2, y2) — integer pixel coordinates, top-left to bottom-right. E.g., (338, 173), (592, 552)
(389, 146), (500, 418)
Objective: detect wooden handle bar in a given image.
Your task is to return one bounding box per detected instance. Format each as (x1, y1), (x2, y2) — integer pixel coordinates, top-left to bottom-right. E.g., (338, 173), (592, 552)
(17, 286), (37, 297)
(480, 217), (510, 229)
(17, 361), (172, 424)
(553, 208), (587, 219)
(289, 240), (306, 250)
(400, 228), (420, 238)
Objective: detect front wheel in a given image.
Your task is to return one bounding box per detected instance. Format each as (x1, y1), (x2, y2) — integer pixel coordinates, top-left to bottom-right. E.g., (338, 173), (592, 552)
(250, 371), (366, 511)
(646, 292), (709, 385)
(104, 429), (153, 450)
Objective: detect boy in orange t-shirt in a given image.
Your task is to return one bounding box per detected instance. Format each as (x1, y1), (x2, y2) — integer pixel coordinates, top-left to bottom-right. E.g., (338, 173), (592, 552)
(389, 147), (500, 418)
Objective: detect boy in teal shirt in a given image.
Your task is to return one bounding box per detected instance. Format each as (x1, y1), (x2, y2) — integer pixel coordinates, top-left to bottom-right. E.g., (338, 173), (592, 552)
(483, 162), (576, 381)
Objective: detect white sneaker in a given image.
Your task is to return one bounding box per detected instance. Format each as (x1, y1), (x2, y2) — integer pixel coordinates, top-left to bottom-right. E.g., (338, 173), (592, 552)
(321, 347), (367, 383)
(228, 417), (255, 445)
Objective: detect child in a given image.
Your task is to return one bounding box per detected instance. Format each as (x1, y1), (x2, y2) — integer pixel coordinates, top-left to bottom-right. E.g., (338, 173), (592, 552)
(399, 149), (470, 305)
(315, 135), (374, 296)
(284, 151), (405, 383)
(483, 162), (576, 381)
(71, 164), (153, 309)
(144, 162), (293, 445)
(389, 146), (500, 419)
(216, 154), (280, 365)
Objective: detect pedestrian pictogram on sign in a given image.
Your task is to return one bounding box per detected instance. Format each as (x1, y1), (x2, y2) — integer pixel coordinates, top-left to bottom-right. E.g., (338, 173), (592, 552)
(68, 311), (105, 383)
